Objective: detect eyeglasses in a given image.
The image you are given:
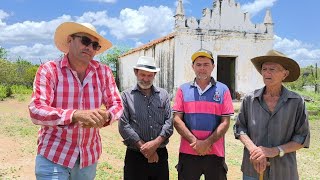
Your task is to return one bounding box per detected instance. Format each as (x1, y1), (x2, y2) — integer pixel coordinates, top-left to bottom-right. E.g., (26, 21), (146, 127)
(71, 35), (101, 51)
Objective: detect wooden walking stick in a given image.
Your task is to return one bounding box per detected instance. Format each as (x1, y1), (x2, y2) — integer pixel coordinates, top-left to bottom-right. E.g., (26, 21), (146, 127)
(259, 171), (264, 180)
(259, 161), (270, 180)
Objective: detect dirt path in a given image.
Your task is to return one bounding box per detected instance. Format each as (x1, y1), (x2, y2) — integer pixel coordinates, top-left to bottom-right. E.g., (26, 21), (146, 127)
(0, 97), (36, 179)
(0, 135), (35, 179)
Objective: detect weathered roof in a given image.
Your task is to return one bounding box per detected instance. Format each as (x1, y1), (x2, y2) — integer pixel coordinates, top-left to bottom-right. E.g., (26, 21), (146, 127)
(120, 32), (176, 57)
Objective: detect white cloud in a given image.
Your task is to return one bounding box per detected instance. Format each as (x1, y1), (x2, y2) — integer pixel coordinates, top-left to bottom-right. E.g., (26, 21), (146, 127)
(135, 41), (144, 47)
(0, 15), (72, 45)
(7, 43), (61, 64)
(0, 9), (10, 20)
(99, 6), (174, 39)
(241, 0), (277, 16)
(0, 9), (10, 27)
(274, 35), (320, 67)
(86, 0), (117, 3)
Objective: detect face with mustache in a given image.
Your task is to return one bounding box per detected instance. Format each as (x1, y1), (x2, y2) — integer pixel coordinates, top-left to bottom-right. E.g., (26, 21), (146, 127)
(67, 33), (98, 66)
(135, 69), (156, 90)
(192, 56), (215, 80)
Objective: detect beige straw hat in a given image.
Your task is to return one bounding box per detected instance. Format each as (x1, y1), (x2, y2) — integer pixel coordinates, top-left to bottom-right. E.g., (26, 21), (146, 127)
(251, 49), (300, 82)
(54, 22), (112, 55)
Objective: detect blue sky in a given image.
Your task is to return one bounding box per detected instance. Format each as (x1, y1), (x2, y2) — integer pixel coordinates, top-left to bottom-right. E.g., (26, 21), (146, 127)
(1, 0), (319, 67)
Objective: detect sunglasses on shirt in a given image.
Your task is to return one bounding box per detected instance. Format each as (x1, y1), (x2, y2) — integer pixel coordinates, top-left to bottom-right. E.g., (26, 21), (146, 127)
(71, 35), (101, 51)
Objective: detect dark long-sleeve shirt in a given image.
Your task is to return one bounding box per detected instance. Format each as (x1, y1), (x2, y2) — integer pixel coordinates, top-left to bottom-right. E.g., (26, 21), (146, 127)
(234, 86), (310, 180)
(119, 85), (173, 150)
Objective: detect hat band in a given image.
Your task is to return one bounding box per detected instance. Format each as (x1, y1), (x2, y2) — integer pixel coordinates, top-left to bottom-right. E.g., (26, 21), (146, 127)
(136, 64), (157, 70)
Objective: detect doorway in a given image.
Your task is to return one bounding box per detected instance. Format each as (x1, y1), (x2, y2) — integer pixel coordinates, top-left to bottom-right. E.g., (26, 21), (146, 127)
(217, 56), (236, 99)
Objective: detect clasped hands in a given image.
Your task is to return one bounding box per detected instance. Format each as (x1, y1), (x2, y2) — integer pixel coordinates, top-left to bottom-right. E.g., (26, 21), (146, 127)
(72, 109), (111, 128)
(190, 138), (212, 156)
(140, 140), (159, 163)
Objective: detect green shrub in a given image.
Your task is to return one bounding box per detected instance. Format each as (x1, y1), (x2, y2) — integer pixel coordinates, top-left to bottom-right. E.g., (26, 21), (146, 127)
(11, 85), (32, 95)
(0, 85), (6, 100)
(0, 84), (12, 100)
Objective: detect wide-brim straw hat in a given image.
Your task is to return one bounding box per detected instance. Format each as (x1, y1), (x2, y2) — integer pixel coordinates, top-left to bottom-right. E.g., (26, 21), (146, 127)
(133, 56), (160, 73)
(251, 49), (300, 82)
(54, 22), (112, 55)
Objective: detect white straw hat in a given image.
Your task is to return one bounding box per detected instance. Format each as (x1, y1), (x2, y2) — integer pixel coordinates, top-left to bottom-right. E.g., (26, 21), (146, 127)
(133, 56), (160, 72)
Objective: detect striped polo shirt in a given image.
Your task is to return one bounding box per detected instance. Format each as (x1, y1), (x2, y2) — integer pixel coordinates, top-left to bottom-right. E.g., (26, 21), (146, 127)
(173, 78), (234, 157)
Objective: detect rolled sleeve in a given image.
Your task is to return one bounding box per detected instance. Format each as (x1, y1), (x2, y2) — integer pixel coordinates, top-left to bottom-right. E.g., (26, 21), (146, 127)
(291, 100), (310, 147)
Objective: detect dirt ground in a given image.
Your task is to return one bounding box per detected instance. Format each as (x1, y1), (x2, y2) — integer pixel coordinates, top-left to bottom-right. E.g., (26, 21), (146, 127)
(0, 98), (318, 179)
(0, 98), (241, 180)
(0, 98), (35, 179)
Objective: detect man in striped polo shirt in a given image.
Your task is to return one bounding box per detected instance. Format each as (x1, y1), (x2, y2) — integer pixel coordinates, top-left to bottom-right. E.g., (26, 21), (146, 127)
(119, 56), (173, 180)
(173, 49), (234, 180)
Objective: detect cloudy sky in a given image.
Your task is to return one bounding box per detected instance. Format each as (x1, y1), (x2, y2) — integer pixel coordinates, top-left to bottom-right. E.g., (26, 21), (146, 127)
(1, 0), (319, 66)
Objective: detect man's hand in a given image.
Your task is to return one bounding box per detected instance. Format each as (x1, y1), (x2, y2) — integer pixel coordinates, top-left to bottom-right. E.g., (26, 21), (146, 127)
(190, 139), (212, 156)
(72, 109), (110, 128)
(250, 146), (278, 161)
(252, 158), (269, 173)
(140, 140), (159, 158)
(147, 152), (159, 163)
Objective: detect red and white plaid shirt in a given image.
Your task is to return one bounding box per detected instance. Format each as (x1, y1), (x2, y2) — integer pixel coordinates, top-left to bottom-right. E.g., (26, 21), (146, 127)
(29, 55), (123, 168)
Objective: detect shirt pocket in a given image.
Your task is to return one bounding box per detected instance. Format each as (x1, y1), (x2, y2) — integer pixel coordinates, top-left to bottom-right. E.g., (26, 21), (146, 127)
(154, 106), (166, 125)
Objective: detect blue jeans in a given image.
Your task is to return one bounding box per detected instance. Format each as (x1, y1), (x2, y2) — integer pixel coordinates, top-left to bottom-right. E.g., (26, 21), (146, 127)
(243, 174), (258, 180)
(35, 154), (97, 180)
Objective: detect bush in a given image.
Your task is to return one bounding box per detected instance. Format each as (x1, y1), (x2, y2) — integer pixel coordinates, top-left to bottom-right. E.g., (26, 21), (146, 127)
(11, 85), (32, 95)
(0, 85), (11, 100)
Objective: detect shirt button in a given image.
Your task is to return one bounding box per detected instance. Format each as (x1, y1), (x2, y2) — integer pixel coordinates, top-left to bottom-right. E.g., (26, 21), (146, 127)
(151, 137), (153, 139)
(149, 116), (151, 118)
(150, 126), (153, 128)
(148, 106), (150, 108)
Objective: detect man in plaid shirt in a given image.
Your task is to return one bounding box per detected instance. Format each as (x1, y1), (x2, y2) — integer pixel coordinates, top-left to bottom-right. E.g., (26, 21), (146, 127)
(28, 22), (123, 180)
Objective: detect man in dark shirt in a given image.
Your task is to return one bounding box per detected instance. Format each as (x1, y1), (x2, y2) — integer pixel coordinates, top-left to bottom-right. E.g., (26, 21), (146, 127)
(234, 50), (310, 180)
(118, 56), (173, 180)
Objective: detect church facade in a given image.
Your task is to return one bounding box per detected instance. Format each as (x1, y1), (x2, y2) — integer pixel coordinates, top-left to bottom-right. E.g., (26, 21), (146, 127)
(118, 0), (274, 98)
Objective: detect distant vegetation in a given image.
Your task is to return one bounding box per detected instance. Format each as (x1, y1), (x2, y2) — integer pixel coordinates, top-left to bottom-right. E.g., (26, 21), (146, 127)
(0, 46), (319, 120)
(0, 46), (130, 100)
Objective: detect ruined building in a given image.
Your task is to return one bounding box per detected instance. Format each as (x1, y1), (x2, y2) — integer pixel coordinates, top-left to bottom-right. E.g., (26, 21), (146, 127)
(118, 0), (274, 98)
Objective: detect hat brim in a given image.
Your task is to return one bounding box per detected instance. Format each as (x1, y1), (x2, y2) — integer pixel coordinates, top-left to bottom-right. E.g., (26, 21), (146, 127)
(54, 22), (112, 55)
(251, 56), (300, 82)
(133, 66), (160, 73)
(191, 52), (213, 62)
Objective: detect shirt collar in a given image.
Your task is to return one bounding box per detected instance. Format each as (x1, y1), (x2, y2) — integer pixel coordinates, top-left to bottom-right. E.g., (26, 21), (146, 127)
(254, 85), (300, 102)
(60, 54), (100, 70)
(190, 77), (216, 87)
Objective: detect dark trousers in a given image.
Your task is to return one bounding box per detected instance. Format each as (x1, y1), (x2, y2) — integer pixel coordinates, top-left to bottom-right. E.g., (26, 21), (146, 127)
(124, 147), (169, 180)
(176, 153), (228, 180)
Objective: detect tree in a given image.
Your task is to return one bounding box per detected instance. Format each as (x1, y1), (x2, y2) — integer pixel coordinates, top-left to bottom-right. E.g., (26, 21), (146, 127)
(0, 47), (8, 60)
(99, 46), (130, 88)
(0, 59), (16, 85)
(285, 65), (319, 93)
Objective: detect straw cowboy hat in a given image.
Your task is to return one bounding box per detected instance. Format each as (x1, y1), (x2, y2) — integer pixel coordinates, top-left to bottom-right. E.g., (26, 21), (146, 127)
(133, 56), (160, 73)
(251, 49), (300, 82)
(191, 49), (214, 62)
(54, 22), (112, 55)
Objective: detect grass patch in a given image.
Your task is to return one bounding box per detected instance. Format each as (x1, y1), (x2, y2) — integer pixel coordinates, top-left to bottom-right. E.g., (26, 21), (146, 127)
(96, 161), (122, 180)
(0, 92), (318, 179)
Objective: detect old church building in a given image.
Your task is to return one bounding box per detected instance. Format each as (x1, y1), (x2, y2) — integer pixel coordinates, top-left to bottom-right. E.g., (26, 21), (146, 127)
(118, 0), (274, 98)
